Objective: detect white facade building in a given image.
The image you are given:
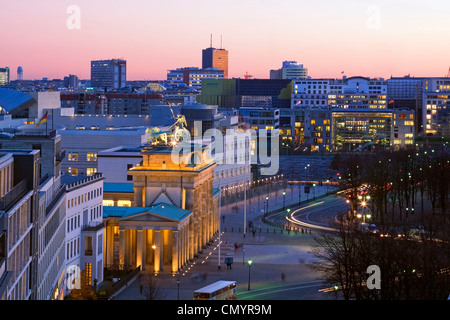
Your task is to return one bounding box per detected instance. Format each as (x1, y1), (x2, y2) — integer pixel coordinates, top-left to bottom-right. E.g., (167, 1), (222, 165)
(270, 61), (308, 80)
(62, 173), (105, 296)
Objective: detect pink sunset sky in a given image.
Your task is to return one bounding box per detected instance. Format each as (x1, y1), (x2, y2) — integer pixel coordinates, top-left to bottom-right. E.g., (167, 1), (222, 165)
(2, 0), (450, 81)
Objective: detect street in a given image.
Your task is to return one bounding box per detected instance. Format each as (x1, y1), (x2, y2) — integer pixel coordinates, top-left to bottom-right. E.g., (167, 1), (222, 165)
(112, 183), (344, 300)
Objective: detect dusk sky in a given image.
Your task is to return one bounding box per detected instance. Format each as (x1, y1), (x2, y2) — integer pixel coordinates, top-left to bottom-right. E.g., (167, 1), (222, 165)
(2, 0), (450, 81)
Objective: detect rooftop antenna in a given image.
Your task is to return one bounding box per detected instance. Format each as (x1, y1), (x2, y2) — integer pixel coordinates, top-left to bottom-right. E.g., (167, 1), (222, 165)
(210, 34), (213, 48)
(220, 35), (223, 49)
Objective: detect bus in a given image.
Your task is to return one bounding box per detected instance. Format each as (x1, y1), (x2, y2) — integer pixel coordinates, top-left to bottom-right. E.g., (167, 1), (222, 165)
(193, 280), (237, 300)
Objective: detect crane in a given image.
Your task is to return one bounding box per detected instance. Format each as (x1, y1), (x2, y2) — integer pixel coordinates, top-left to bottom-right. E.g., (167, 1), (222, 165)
(244, 72), (253, 80)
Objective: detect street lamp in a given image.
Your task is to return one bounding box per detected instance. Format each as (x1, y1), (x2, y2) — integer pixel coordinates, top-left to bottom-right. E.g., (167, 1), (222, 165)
(265, 197), (269, 215)
(283, 191), (286, 210)
(177, 278), (180, 300)
(247, 259), (253, 291)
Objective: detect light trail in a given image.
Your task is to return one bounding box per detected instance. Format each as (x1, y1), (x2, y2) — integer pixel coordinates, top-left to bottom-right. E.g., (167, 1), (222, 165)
(286, 201), (337, 232)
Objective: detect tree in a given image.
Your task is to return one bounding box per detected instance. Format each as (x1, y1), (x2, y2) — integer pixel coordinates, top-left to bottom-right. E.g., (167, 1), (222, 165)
(65, 269), (97, 300)
(309, 213), (450, 300)
(140, 273), (166, 300)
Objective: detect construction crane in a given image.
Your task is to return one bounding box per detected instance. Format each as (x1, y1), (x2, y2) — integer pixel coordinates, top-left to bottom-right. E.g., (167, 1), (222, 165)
(244, 72), (253, 80)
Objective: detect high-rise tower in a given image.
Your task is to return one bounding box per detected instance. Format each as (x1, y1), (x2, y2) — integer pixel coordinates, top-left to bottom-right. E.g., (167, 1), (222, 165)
(17, 66), (23, 81)
(91, 59), (126, 90)
(202, 35), (228, 79)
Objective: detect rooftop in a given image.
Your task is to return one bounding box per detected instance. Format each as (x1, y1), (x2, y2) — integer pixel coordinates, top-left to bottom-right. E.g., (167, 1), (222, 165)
(103, 182), (134, 193)
(103, 203), (192, 222)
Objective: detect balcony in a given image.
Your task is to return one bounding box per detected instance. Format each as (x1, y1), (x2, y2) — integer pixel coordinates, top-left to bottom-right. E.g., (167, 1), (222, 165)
(45, 185), (65, 216)
(56, 149), (66, 162)
(0, 179), (28, 212)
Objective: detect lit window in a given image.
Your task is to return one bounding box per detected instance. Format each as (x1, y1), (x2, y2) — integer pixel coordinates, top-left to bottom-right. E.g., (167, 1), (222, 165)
(103, 200), (115, 207)
(117, 200), (131, 207)
(86, 168), (97, 176)
(87, 152), (97, 161)
(68, 153), (78, 161)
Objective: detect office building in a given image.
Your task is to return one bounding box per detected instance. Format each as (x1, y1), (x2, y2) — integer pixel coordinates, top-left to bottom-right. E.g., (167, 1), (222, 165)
(0, 149), (40, 300)
(0, 128), (67, 300)
(90, 59), (127, 90)
(0, 68), (10, 86)
(202, 47), (229, 79)
(270, 61), (308, 80)
(60, 128), (149, 177)
(292, 76), (387, 109)
(198, 79), (293, 109)
(332, 108), (415, 152)
(167, 67), (224, 91)
(62, 173), (105, 295)
(63, 75), (79, 89)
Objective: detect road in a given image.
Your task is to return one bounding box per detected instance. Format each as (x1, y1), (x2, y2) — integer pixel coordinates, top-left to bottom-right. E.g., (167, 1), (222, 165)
(113, 187), (345, 301)
(266, 194), (348, 232)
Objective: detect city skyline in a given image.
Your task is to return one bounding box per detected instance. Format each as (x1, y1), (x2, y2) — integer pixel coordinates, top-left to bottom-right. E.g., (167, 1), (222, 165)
(2, 0), (450, 81)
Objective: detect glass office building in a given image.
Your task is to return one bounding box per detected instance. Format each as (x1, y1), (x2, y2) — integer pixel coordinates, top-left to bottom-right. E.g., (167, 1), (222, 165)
(90, 59), (126, 90)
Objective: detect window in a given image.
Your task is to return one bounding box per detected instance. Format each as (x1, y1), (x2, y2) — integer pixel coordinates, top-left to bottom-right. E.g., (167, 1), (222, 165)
(86, 168), (97, 176)
(85, 263), (92, 286)
(71, 168), (79, 176)
(98, 235), (103, 255)
(87, 152), (97, 162)
(127, 164), (133, 181)
(103, 200), (114, 207)
(68, 153), (78, 161)
(85, 237), (93, 256)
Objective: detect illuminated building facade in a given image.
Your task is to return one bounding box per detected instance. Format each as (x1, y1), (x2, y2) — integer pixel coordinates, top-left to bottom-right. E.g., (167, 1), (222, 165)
(0, 68), (10, 86)
(202, 48), (229, 79)
(332, 108), (414, 151)
(102, 144), (219, 274)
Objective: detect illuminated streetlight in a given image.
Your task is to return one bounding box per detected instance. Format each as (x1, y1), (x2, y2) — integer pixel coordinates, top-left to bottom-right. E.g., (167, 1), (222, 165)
(247, 259), (253, 291)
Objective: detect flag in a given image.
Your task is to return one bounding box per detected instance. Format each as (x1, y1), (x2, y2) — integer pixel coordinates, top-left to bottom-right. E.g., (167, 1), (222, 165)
(36, 113), (48, 128)
(388, 99), (394, 104)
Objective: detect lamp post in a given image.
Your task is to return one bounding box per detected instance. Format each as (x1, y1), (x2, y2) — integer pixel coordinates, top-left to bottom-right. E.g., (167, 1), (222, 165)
(177, 278), (180, 300)
(265, 197), (269, 215)
(247, 259), (253, 291)
(313, 183), (316, 201)
(283, 191), (286, 210)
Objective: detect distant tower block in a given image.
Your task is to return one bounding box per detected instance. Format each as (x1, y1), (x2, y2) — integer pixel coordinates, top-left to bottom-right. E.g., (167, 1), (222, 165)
(17, 66), (23, 81)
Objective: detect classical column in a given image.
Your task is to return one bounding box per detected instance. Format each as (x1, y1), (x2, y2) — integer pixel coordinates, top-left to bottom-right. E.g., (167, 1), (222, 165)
(141, 230), (147, 270)
(154, 230), (161, 274)
(172, 231), (179, 274)
(189, 223), (194, 260)
(106, 225), (114, 266)
(134, 186), (143, 207)
(119, 228), (125, 268)
(136, 229), (143, 269)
